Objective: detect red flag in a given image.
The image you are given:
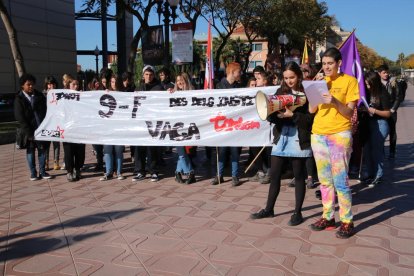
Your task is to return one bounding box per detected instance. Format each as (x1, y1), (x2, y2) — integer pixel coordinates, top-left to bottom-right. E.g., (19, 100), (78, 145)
(204, 20), (214, 89)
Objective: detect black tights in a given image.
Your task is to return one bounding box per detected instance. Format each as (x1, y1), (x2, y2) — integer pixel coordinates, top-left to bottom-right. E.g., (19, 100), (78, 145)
(265, 156), (306, 214)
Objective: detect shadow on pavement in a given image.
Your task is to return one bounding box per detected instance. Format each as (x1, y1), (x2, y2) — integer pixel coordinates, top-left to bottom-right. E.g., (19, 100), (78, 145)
(1, 207), (146, 261)
(351, 142), (414, 233)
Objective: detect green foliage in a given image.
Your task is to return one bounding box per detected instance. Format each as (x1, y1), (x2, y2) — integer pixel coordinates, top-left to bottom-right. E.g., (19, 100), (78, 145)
(134, 51), (144, 86)
(254, 0), (331, 54)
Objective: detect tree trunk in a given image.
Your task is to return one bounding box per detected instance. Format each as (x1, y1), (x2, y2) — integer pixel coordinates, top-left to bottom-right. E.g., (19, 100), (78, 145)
(242, 46), (252, 74)
(127, 28), (142, 73)
(0, 0), (26, 77)
(214, 34), (231, 71)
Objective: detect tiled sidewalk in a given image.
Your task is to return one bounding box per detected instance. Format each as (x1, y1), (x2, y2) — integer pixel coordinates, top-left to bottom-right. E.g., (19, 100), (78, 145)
(1, 86), (414, 275)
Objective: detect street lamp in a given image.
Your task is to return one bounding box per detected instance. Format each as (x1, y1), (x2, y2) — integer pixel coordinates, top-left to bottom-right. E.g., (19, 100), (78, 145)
(156, 0), (179, 68)
(94, 45), (100, 74)
(278, 33), (289, 70)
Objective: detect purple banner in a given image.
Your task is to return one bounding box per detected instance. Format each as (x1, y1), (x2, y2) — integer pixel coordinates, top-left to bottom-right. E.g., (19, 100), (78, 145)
(340, 32), (366, 101)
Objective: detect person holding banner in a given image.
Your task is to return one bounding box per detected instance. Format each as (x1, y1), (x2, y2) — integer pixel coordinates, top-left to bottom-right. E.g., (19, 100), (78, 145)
(158, 67), (175, 90)
(42, 75), (62, 171)
(169, 72), (197, 184)
(309, 47), (359, 239)
(250, 62), (313, 226)
(100, 74), (126, 181)
(211, 62), (242, 187)
(247, 77), (257, 88)
(62, 75), (86, 182)
(359, 71), (391, 187)
(132, 65), (163, 182)
(14, 73), (52, 181)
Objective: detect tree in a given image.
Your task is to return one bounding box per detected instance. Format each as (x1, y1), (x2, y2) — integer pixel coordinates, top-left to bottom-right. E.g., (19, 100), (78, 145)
(238, 2), (261, 73)
(201, 0), (254, 70)
(179, 0), (206, 35)
(254, 0), (330, 69)
(404, 54), (414, 69)
(80, 0), (157, 73)
(0, 0), (26, 76)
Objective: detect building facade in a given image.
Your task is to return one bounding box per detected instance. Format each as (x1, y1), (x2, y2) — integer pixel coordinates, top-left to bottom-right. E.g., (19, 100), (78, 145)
(0, 0), (77, 94)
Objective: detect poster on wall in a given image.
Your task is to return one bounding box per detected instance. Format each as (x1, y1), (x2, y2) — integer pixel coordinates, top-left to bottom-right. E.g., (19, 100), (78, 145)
(142, 25), (164, 65)
(171, 22), (193, 64)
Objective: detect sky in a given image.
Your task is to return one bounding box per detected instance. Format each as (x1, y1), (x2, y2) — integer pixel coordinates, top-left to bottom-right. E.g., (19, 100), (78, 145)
(75, 0), (414, 71)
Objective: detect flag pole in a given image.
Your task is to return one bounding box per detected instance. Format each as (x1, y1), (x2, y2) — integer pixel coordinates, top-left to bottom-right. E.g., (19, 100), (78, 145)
(244, 145), (266, 174)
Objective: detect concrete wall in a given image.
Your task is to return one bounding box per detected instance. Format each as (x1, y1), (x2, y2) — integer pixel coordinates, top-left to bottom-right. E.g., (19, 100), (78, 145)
(0, 0), (76, 93)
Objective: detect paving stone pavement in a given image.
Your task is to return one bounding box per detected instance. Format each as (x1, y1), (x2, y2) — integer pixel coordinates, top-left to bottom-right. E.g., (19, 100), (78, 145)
(1, 85), (414, 275)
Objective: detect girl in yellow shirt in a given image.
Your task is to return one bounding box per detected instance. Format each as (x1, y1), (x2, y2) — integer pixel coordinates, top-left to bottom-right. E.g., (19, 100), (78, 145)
(309, 47), (359, 239)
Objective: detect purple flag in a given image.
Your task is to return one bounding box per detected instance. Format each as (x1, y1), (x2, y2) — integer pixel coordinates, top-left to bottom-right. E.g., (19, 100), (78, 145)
(340, 32), (366, 101)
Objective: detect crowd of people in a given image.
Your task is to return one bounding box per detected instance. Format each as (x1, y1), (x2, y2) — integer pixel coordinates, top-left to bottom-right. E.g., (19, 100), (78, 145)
(14, 47), (406, 239)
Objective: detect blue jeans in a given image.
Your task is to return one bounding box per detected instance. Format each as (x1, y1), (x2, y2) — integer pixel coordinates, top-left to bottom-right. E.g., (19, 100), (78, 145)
(45, 141), (60, 162)
(364, 119), (389, 179)
(26, 142), (47, 176)
(176, 147), (193, 174)
(103, 145), (124, 175)
(218, 147), (240, 177)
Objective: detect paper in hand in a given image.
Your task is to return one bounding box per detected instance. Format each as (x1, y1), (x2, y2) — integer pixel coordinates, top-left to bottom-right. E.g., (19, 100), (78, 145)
(360, 96), (370, 109)
(302, 80), (329, 106)
(360, 96), (373, 116)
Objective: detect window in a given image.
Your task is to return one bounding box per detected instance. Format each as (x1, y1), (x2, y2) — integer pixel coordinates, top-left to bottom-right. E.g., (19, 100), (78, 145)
(249, 61), (263, 69)
(253, 43), (262, 51)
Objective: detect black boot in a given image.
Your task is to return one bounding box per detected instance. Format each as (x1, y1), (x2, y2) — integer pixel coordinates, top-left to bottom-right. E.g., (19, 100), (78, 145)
(175, 172), (184, 183)
(185, 172), (196, 185)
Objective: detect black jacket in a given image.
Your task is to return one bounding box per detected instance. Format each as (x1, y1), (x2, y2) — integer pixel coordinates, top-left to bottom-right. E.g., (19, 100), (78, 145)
(160, 80), (175, 90)
(267, 88), (314, 150)
(14, 89), (47, 141)
(216, 78), (239, 89)
(383, 78), (402, 111)
(138, 80), (164, 91)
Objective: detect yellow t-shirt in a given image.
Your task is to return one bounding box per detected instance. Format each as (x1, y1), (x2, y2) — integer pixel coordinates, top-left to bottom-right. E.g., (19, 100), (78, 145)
(312, 73), (359, 135)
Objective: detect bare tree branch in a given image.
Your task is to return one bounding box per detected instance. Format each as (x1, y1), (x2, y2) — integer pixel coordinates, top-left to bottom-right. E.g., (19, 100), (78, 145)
(0, 0), (26, 76)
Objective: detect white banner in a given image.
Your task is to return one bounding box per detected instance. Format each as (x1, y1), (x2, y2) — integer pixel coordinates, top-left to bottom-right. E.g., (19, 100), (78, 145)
(34, 87), (278, 146)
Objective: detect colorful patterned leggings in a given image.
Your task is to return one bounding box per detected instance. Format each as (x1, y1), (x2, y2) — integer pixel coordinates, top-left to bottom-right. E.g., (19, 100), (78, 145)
(311, 131), (353, 223)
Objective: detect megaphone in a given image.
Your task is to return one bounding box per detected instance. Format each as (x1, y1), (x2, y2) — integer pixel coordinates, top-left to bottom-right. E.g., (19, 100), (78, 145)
(255, 91), (306, 120)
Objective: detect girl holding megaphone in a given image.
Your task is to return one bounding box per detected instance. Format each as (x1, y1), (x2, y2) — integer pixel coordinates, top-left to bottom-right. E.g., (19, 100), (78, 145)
(251, 61), (314, 226)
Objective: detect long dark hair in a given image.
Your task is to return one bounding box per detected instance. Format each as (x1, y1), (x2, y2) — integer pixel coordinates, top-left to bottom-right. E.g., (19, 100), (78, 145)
(279, 61), (304, 94)
(365, 71), (383, 103)
(43, 75), (58, 90)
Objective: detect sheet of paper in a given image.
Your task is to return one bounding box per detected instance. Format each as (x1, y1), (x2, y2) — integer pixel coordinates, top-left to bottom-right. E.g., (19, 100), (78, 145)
(302, 80), (329, 106)
(360, 96), (373, 116)
(360, 96), (370, 109)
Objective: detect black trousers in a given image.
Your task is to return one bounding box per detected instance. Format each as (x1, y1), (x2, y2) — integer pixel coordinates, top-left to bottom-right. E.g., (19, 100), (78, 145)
(266, 156), (306, 213)
(93, 144), (104, 166)
(387, 112), (397, 155)
(134, 146), (159, 175)
(305, 156), (318, 179)
(63, 143), (85, 173)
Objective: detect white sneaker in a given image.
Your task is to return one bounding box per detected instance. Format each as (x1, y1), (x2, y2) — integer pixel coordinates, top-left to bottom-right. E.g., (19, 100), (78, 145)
(132, 173), (145, 182)
(99, 174), (113, 181)
(150, 173), (159, 182)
